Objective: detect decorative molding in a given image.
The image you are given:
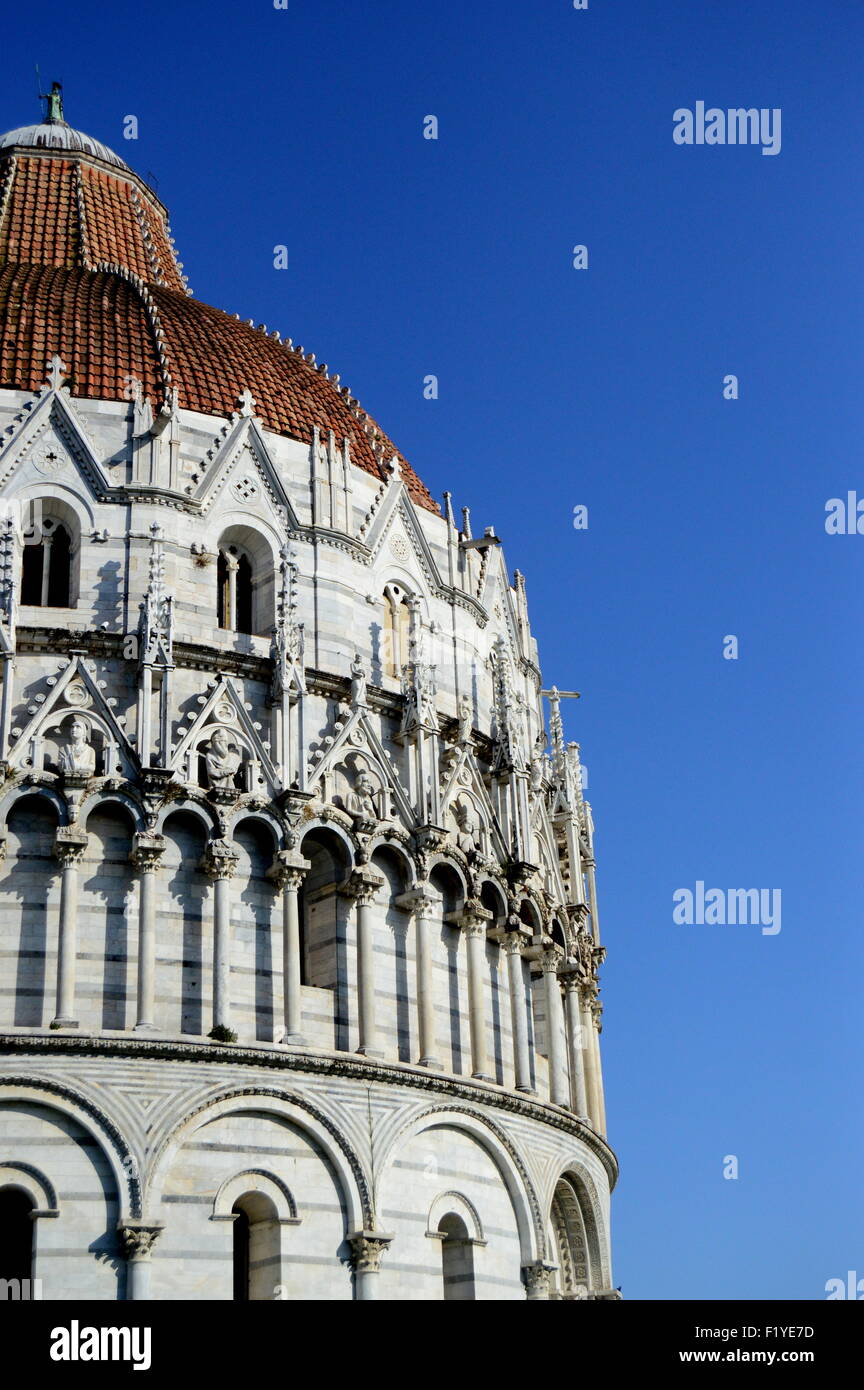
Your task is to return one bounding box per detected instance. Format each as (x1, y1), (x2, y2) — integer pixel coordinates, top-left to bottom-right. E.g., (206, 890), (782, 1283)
(0, 1036), (618, 1190)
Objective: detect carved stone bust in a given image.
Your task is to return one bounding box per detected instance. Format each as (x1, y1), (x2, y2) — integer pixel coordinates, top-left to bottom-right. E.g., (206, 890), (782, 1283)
(346, 768), (377, 820)
(205, 728), (241, 789)
(454, 801), (479, 856)
(59, 715), (96, 777)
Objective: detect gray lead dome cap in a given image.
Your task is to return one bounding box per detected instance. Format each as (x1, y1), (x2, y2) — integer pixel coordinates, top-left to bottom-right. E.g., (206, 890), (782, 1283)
(0, 121), (130, 170)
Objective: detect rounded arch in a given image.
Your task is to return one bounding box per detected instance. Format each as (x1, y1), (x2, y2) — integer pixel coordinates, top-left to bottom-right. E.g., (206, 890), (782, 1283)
(517, 894), (544, 936)
(369, 839), (414, 891)
(9, 480), (94, 531)
(377, 1103), (545, 1263)
(549, 918), (567, 953)
(427, 855), (468, 906)
(297, 820), (355, 876)
(78, 790), (144, 833)
(0, 1161), (58, 1215)
(426, 1189), (484, 1242)
(478, 877), (508, 928)
(155, 796), (219, 837)
(547, 1162), (609, 1293)
(378, 565), (429, 609)
(0, 783), (66, 831)
(0, 1078), (139, 1219)
(211, 511), (283, 561)
(213, 1168), (298, 1223)
(226, 807), (285, 851)
(148, 1088), (371, 1234)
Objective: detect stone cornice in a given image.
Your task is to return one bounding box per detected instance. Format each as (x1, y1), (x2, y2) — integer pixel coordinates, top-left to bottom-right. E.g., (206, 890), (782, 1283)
(0, 1031), (618, 1189)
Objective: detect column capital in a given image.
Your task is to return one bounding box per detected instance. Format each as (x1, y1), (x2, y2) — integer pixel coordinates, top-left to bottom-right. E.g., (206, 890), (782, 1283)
(201, 837), (239, 881)
(394, 883), (438, 916)
(130, 831), (166, 872)
(502, 927), (531, 956)
(347, 1230), (393, 1275)
(268, 848), (310, 892)
(342, 865), (384, 906)
(54, 825), (89, 867)
(539, 945), (564, 974)
(117, 1221), (164, 1261)
(449, 898), (493, 936)
(522, 1261), (556, 1299)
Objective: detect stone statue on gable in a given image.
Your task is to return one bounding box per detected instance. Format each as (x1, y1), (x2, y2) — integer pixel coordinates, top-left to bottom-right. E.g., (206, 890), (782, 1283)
(454, 800), (479, 857)
(346, 767), (377, 821)
(205, 728), (241, 789)
(59, 715), (96, 777)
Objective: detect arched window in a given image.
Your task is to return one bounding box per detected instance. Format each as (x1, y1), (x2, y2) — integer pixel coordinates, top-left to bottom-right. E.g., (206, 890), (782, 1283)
(231, 1192), (280, 1300)
(20, 517), (72, 607)
(383, 582), (411, 678)
(218, 545), (253, 635)
(438, 1212), (475, 1301)
(0, 1187), (35, 1288)
(216, 527), (275, 637)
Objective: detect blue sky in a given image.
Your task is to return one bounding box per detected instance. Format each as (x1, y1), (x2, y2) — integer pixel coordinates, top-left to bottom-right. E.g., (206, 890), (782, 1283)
(4, 0), (862, 1299)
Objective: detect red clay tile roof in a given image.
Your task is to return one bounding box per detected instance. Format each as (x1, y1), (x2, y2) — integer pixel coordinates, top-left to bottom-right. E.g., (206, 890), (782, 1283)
(0, 133), (440, 514)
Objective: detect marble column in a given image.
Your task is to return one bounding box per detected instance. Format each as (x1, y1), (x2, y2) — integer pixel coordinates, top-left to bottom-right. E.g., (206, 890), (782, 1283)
(202, 838), (239, 1034)
(118, 1222), (163, 1300)
(345, 866), (384, 1057)
(348, 1231), (392, 1301)
(503, 929), (534, 1094)
(223, 551), (239, 630)
(270, 849), (310, 1044)
(462, 901), (493, 1081)
(585, 855), (601, 947)
(51, 826), (90, 1028)
(590, 997), (607, 1137)
(580, 987), (601, 1130)
(131, 832), (166, 1032)
(562, 972), (590, 1120)
(396, 885), (441, 1068)
(540, 948), (569, 1106)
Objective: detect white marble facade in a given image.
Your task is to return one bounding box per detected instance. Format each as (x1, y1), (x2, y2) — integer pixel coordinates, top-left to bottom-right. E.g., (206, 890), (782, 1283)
(0, 308), (616, 1302)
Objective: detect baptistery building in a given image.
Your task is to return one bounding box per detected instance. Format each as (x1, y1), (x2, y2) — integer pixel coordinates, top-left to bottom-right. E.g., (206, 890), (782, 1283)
(0, 91), (617, 1301)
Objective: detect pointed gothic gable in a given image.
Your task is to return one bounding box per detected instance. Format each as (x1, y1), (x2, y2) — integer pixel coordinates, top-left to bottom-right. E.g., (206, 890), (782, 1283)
(440, 740), (509, 861)
(191, 403), (300, 525)
(366, 482), (445, 597)
(171, 674), (280, 794)
(6, 653), (138, 778)
(530, 798), (569, 902)
(0, 359), (112, 500)
(306, 701), (415, 829)
(479, 545), (523, 662)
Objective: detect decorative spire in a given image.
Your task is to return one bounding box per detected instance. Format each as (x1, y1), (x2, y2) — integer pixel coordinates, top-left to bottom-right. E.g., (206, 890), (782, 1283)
(400, 598), (437, 736)
(270, 546), (303, 699)
(138, 522), (173, 666)
(490, 636), (526, 770)
(0, 515), (17, 647)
